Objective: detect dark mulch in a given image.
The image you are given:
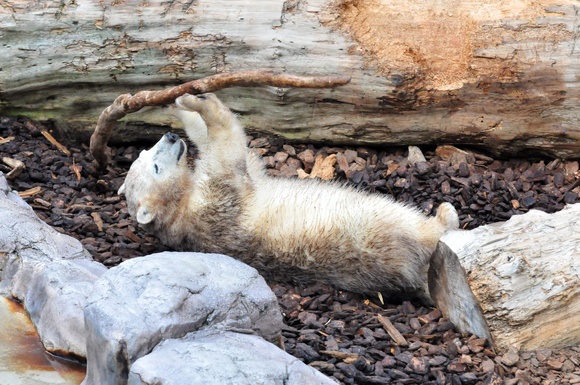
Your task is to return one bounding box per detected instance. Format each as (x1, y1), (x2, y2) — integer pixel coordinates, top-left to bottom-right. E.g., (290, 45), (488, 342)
(1, 115), (579, 384)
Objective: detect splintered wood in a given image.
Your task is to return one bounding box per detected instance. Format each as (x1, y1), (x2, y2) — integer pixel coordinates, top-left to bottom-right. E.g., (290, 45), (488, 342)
(70, 161), (82, 181)
(320, 350), (360, 364)
(377, 313), (408, 346)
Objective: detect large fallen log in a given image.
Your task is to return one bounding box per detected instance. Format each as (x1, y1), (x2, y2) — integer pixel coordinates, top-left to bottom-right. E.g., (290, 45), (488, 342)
(442, 204), (580, 351)
(1, 0), (579, 157)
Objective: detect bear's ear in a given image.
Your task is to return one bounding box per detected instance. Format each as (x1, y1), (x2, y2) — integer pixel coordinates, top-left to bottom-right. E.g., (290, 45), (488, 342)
(136, 205), (155, 224)
(118, 183), (126, 195)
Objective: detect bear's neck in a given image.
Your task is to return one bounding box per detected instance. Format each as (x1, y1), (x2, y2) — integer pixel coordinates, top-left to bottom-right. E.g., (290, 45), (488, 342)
(151, 175), (255, 257)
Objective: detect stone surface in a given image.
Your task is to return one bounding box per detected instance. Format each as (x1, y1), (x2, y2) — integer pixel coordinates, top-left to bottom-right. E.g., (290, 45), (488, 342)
(0, 172), (105, 357)
(25, 259), (106, 357)
(0, 172), (92, 300)
(0, 297), (86, 385)
(129, 330), (336, 385)
(81, 252), (284, 385)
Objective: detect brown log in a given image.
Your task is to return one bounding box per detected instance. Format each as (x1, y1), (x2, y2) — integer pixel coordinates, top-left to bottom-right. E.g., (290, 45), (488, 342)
(1, 1), (579, 158)
(89, 71), (350, 168)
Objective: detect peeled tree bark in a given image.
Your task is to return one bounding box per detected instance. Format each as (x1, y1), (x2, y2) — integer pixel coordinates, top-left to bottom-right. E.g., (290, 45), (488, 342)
(1, 0), (579, 157)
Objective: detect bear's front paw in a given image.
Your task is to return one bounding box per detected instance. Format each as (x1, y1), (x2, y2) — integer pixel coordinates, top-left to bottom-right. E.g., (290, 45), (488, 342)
(175, 93), (218, 112)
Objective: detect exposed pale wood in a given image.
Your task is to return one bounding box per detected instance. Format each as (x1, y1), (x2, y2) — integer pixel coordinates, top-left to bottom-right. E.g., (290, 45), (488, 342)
(297, 154), (337, 180)
(442, 204), (580, 350)
(1, 0), (579, 157)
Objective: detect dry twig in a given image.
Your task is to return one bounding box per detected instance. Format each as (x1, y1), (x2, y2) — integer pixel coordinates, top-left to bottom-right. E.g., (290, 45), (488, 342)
(90, 70), (351, 169)
(2, 157), (25, 180)
(41, 130), (71, 156)
(18, 186), (43, 198)
(377, 313), (408, 346)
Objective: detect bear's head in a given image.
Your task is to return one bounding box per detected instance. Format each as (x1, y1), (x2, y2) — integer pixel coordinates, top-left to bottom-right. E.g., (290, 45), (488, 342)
(119, 132), (190, 226)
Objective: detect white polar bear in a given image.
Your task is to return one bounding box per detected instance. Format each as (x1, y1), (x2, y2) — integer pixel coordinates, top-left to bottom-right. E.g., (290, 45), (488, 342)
(118, 93), (459, 303)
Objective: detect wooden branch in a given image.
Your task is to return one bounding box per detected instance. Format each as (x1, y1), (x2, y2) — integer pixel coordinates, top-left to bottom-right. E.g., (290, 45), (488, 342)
(89, 70), (351, 169)
(377, 313), (408, 347)
(40, 130), (71, 156)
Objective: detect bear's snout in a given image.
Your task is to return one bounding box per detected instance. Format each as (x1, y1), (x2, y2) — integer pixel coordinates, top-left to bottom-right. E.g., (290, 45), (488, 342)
(164, 132), (180, 144)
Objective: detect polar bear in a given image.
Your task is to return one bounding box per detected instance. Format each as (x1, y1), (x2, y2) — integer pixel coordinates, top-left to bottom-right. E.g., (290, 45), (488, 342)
(118, 93), (459, 303)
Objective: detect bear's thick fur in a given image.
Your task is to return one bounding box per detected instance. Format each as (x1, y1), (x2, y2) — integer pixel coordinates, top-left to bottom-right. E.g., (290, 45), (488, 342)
(119, 93), (459, 302)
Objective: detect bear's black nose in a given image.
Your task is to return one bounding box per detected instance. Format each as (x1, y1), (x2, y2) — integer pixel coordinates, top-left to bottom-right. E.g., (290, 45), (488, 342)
(165, 132), (179, 144)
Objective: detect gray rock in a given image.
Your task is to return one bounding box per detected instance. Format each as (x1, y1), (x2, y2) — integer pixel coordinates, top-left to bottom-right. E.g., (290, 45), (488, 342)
(26, 259), (106, 357)
(129, 330), (336, 385)
(0, 172), (104, 357)
(81, 252), (284, 385)
(0, 173), (91, 299)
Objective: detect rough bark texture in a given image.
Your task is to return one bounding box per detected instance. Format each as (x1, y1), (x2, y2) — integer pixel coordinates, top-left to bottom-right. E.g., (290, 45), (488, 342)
(1, 0), (579, 157)
(442, 204), (580, 351)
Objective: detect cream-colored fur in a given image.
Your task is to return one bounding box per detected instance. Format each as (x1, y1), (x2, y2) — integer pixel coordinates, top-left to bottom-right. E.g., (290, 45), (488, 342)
(119, 93), (459, 302)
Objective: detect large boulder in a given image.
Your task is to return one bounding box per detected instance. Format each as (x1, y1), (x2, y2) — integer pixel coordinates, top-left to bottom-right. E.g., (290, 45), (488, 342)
(81, 252), (285, 385)
(25, 259), (106, 357)
(129, 330), (336, 385)
(0, 173), (93, 298)
(0, 172), (106, 357)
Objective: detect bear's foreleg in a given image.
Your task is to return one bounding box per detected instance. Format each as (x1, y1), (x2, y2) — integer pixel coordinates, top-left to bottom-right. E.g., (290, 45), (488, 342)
(174, 93), (249, 179)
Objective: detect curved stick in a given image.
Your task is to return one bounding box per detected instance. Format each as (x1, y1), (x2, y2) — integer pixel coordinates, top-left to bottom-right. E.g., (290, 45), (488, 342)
(90, 70), (351, 169)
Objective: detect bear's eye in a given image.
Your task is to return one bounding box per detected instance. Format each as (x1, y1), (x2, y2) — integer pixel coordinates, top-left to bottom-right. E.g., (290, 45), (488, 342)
(154, 164), (159, 174)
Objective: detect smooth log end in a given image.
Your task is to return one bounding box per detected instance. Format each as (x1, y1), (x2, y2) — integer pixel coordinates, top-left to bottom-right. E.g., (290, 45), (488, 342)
(428, 241), (494, 346)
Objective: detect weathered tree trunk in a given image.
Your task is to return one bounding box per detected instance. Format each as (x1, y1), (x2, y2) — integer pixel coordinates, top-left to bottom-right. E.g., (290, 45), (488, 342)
(1, 0), (579, 157)
(442, 204), (580, 351)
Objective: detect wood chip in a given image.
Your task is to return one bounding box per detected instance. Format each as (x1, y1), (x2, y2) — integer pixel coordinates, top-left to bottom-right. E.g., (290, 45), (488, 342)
(298, 154), (337, 180)
(33, 198), (52, 208)
(40, 129), (71, 156)
(18, 186), (43, 198)
(377, 313), (408, 346)
(377, 291), (384, 305)
(91, 212), (104, 232)
(2, 157), (25, 179)
(0, 136), (15, 145)
(123, 230), (142, 243)
(70, 162), (82, 181)
(319, 350), (360, 360)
